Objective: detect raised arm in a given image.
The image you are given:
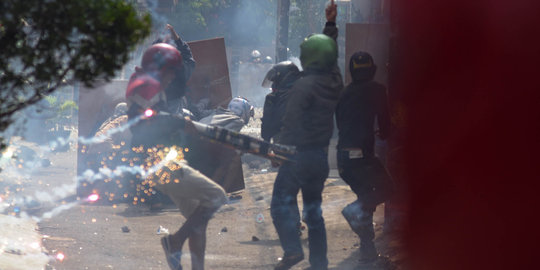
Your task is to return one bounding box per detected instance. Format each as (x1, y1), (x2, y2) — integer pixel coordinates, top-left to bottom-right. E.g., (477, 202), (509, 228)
(323, 0), (338, 41)
(326, 0), (337, 23)
(167, 24), (196, 81)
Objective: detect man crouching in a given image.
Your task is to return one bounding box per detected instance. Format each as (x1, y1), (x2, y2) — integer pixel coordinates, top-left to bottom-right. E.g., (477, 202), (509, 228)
(125, 40), (226, 270)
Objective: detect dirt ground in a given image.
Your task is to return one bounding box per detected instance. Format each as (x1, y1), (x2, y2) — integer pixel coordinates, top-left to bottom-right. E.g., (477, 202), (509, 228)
(34, 150), (404, 270)
(1, 107), (405, 270)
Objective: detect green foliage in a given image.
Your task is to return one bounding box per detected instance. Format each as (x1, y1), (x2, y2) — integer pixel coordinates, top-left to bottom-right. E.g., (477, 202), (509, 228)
(42, 94), (78, 134)
(0, 0), (151, 150)
(59, 100), (78, 114)
(44, 96), (78, 116)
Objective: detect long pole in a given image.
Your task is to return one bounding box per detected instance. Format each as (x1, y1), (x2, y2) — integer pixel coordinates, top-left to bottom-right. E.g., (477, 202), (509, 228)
(146, 112), (297, 162)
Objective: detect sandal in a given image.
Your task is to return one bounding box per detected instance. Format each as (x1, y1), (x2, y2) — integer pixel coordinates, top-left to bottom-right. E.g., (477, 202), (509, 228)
(161, 236), (183, 270)
(274, 254), (304, 270)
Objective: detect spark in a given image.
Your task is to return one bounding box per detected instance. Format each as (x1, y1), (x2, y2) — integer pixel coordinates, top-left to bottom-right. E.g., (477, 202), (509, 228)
(165, 149), (178, 161)
(1, 147), (14, 159)
(56, 252), (65, 262)
(144, 108), (154, 118)
(87, 193), (99, 202)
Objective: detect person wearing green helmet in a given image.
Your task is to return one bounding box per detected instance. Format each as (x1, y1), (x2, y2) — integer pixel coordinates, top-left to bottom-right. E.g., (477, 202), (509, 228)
(299, 34), (338, 71)
(270, 2), (343, 270)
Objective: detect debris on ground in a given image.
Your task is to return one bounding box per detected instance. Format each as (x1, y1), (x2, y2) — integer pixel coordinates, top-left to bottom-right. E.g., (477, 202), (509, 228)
(156, 225), (169, 235)
(229, 194), (242, 201)
(255, 213), (264, 223)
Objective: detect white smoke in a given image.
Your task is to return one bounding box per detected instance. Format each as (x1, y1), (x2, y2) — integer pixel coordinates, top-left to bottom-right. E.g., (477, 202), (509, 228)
(0, 114), (146, 220)
(145, 0), (169, 29)
(37, 201), (79, 221)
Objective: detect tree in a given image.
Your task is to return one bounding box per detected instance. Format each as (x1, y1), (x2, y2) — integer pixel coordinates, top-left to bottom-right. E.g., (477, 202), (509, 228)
(0, 0), (151, 150)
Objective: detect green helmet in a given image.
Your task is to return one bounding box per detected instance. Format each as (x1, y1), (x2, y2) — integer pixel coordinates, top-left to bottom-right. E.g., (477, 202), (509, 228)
(299, 34), (337, 70)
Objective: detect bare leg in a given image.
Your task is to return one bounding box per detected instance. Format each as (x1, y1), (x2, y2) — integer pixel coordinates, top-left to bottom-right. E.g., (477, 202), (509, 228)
(168, 205), (215, 253)
(188, 220), (209, 270)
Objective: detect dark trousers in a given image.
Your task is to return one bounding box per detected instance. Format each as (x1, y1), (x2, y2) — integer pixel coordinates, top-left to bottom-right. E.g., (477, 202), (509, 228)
(271, 149), (329, 268)
(337, 150), (392, 207)
(337, 150), (393, 253)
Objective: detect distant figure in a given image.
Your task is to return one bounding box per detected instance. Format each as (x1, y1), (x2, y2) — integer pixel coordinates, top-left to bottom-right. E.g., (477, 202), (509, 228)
(250, 49), (262, 64)
(236, 50), (271, 106)
(260, 61), (301, 143)
(336, 51), (394, 263)
(263, 56), (274, 64)
(270, 2), (343, 270)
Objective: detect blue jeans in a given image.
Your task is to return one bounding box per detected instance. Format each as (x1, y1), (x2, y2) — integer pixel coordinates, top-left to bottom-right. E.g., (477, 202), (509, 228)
(271, 149), (329, 268)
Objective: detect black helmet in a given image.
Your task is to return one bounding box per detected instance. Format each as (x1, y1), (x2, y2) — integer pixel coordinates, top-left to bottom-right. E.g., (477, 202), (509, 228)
(349, 51), (377, 82)
(261, 61), (300, 90)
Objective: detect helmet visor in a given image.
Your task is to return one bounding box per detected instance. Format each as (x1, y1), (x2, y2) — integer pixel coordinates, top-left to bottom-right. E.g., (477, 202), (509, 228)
(261, 68), (277, 88)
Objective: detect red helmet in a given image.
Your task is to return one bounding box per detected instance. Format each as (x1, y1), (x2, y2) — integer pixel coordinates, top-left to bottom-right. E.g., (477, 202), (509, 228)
(125, 72), (165, 109)
(141, 43), (183, 74)
(126, 43), (182, 110)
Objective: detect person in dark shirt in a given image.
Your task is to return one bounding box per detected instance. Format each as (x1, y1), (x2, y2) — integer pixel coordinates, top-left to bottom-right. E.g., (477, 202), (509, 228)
(270, 3), (343, 270)
(335, 51), (394, 263)
(260, 61), (301, 143)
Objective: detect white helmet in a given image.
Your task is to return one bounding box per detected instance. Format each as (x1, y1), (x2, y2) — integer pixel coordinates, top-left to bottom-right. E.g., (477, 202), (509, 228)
(227, 97), (254, 123)
(251, 50), (261, 58)
(250, 50), (262, 63)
